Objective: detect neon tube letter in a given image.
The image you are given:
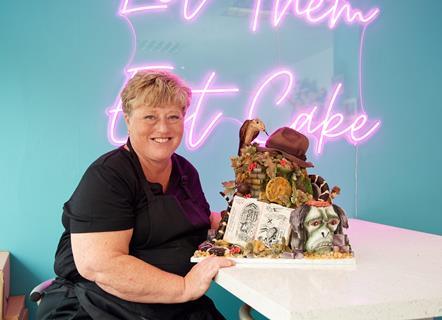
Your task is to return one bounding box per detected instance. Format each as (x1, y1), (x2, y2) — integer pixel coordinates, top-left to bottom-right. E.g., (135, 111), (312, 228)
(295, 0), (380, 28)
(290, 83), (381, 153)
(269, 0), (380, 30)
(186, 72), (239, 150)
(119, 0), (169, 15)
(183, 0), (210, 21)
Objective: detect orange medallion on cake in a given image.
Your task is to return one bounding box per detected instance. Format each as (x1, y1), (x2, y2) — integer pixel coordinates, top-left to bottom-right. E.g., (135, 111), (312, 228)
(265, 177), (292, 205)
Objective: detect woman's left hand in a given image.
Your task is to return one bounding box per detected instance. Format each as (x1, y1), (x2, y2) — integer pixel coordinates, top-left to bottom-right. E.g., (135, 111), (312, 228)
(183, 256), (235, 301)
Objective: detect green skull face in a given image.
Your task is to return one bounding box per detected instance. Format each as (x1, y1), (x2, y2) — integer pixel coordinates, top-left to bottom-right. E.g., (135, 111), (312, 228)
(304, 206), (340, 253)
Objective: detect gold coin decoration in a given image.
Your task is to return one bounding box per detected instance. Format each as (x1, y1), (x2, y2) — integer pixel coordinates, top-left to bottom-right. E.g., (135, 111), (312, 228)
(265, 177), (292, 204)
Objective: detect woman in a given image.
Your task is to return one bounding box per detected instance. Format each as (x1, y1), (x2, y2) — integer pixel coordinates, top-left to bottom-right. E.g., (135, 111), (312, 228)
(38, 70), (234, 320)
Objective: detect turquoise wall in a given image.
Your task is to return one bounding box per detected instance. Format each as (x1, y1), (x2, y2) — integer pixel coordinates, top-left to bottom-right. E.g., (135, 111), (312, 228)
(343, 0), (442, 234)
(1, 1), (441, 319)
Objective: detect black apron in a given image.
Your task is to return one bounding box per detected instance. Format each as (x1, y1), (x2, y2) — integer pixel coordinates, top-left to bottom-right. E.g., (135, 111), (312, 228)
(38, 141), (223, 320)
(126, 138), (208, 278)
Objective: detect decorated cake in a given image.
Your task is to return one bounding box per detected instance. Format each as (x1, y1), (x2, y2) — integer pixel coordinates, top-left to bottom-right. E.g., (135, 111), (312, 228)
(193, 120), (354, 263)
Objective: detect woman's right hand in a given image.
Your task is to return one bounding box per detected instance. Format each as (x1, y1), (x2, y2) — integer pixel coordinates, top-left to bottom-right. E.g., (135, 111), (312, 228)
(183, 256), (235, 301)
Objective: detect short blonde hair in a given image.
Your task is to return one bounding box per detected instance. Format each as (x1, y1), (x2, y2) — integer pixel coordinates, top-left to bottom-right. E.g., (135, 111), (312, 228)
(120, 70), (192, 115)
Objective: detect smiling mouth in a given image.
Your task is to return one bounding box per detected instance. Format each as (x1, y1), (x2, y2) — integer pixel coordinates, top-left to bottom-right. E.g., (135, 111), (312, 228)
(315, 242), (332, 249)
(151, 138), (172, 143)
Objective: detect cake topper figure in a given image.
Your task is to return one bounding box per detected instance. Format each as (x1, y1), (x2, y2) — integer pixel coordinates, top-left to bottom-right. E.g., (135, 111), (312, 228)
(289, 202), (350, 257)
(238, 119), (268, 155)
(257, 127), (314, 168)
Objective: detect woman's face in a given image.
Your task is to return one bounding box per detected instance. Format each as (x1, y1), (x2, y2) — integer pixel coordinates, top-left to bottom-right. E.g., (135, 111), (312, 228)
(125, 103), (184, 164)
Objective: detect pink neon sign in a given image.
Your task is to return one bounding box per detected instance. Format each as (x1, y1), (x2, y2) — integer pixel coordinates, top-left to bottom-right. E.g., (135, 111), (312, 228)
(107, 68), (380, 154)
(109, 0), (381, 154)
(118, 0), (379, 31)
(266, 0), (380, 31)
(119, 0), (211, 19)
(289, 83), (380, 154)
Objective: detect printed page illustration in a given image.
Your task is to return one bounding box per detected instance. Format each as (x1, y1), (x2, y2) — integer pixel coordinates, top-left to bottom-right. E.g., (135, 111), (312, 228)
(224, 197), (292, 247)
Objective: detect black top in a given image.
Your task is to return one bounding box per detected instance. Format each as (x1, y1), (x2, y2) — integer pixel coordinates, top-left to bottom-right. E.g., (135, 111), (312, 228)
(54, 145), (211, 281)
(43, 144), (226, 319)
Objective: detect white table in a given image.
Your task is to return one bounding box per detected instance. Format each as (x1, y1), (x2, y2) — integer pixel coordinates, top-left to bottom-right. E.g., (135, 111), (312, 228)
(214, 219), (442, 320)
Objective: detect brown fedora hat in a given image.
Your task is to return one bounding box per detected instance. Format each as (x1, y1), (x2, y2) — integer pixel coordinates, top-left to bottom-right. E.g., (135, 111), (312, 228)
(257, 127), (314, 168)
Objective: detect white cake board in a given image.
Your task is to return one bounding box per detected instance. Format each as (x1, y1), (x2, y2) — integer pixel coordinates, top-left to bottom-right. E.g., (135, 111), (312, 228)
(191, 256), (356, 267)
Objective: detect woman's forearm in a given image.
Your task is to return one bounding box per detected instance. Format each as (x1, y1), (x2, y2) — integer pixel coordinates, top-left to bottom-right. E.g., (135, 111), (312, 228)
(71, 230), (190, 303)
(91, 254), (188, 304)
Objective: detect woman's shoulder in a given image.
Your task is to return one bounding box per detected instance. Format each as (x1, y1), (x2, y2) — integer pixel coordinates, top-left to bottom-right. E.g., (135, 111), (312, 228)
(92, 146), (131, 167)
(172, 153), (199, 177)
(85, 147), (138, 185)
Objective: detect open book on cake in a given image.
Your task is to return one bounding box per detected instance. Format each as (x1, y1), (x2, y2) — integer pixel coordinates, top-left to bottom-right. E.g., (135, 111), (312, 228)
(223, 196), (292, 248)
